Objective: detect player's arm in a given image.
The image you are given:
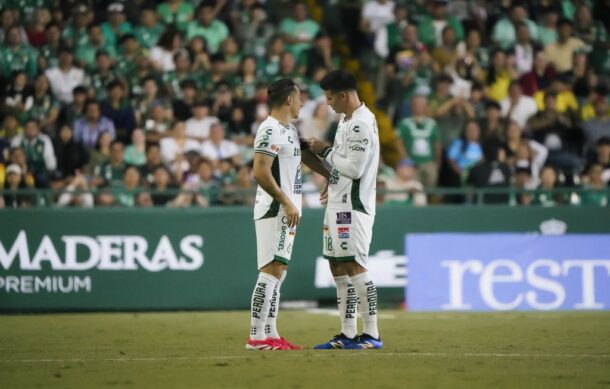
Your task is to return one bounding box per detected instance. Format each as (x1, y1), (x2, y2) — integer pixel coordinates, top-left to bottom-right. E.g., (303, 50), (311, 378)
(308, 123), (370, 180)
(301, 149), (330, 179)
(252, 152), (300, 227)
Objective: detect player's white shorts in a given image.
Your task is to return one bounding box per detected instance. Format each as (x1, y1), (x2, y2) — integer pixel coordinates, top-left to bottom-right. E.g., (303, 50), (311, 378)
(255, 211), (297, 269)
(322, 208), (373, 268)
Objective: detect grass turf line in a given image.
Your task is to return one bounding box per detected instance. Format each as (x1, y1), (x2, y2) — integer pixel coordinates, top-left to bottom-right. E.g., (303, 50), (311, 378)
(1, 310), (609, 388)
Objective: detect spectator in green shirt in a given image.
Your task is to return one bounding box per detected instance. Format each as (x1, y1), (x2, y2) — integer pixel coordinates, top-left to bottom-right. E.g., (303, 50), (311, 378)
(186, 2), (229, 54)
(0, 26), (38, 79)
(157, 0), (195, 33)
(279, 2), (320, 60)
(416, 0), (464, 50)
(101, 3), (133, 51)
(62, 4), (91, 49)
(492, 3), (540, 50)
(115, 34), (144, 79)
(134, 7), (165, 49)
(76, 24), (117, 71)
(395, 95), (442, 188)
(578, 163), (608, 206)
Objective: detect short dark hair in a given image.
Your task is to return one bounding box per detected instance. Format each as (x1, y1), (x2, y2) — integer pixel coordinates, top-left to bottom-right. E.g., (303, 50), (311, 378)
(267, 78), (298, 108)
(320, 70), (357, 93)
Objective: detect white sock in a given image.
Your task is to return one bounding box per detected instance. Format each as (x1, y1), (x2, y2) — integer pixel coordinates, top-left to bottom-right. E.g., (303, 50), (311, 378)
(351, 272), (379, 339)
(265, 270), (286, 339)
(249, 272), (279, 341)
(334, 275), (357, 339)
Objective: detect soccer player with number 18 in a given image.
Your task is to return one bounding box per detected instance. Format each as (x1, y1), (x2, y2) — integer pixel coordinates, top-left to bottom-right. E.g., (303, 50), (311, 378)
(307, 70), (383, 349)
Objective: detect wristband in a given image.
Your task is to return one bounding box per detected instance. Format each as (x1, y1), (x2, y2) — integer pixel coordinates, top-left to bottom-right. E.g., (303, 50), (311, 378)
(318, 146), (332, 159)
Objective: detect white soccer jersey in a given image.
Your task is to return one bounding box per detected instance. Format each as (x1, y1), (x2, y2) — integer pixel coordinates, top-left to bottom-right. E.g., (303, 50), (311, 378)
(324, 103), (379, 215)
(253, 116), (302, 220)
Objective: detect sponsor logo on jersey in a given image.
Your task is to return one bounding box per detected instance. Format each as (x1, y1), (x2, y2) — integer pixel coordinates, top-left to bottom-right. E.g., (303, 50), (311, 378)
(349, 144), (366, 152)
(336, 212), (351, 224)
(338, 227), (350, 239)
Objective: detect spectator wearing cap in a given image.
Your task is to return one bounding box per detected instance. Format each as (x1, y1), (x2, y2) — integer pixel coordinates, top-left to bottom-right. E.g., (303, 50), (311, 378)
(53, 124), (89, 179)
(416, 0), (464, 49)
(45, 47), (85, 104)
(134, 7), (165, 49)
(279, 2), (320, 60)
(38, 22), (62, 72)
(526, 92), (580, 173)
(82, 50), (117, 101)
(10, 119), (56, 188)
(157, 0), (195, 33)
(186, 2), (229, 55)
(0, 25), (38, 79)
(519, 49), (557, 96)
(149, 29), (182, 72)
(395, 95), (441, 188)
(492, 2), (539, 50)
(583, 96), (610, 155)
(201, 123), (239, 165)
(1, 163), (33, 208)
(62, 4), (91, 49)
(101, 2), (133, 50)
(544, 18), (585, 73)
(500, 81), (538, 129)
(467, 143), (512, 204)
(382, 158), (427, 206)
(511, 165), (534, 205)
(73, 99), (116, 150)
(185, 100), (219, 143)
(101, 80), (137, 144)
(76, 24), (117, 70)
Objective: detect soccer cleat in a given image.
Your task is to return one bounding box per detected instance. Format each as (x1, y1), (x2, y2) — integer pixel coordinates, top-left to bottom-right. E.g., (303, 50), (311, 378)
(270, 337), (303, 350)
(313, 334), (357, 349)
(245, 338), (290, 350)
(344, 334), (384, 349)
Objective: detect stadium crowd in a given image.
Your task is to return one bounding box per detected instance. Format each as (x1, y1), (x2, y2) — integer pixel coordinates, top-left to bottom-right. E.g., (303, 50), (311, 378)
(0, 0), (609, 208)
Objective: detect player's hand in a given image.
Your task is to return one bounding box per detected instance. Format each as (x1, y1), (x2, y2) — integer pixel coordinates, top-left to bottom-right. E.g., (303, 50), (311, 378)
(307, 138), (330, 156)
(320, 181), (328, 206)
(283, 201), (300, 228)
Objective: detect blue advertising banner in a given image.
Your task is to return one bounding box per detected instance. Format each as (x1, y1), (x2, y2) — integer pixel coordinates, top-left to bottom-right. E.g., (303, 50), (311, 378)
(406, 234), (610, 311)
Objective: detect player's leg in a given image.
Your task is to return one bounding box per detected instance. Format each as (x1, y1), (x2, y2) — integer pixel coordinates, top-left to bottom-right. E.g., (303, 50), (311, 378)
(247, 217), (288, 350)
(262, 213), (302, 349)
(314, 211), (358, 349)
(344, 212), (382, 349)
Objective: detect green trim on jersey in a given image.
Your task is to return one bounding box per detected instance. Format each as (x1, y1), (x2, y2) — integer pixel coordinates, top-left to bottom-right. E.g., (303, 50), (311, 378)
(273, 255), (289, 265)
(351, 178), (367, 214)
(323, 254), (356, 262)
(254, 149), (277, 158)
(260, 156), (281, 219)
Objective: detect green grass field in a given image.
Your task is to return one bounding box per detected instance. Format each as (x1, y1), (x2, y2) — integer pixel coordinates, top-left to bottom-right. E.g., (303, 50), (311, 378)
(1, 310), (609, 388)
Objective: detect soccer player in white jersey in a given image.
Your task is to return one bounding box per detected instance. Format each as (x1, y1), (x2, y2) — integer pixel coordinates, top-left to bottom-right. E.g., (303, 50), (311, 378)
(307, 70), (383, 349)
(247, 78), (330, 351)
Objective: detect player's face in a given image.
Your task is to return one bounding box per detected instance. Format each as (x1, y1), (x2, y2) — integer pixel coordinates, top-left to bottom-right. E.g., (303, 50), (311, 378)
(324, 90), (344, 114)
(289, 88), (303, 119)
